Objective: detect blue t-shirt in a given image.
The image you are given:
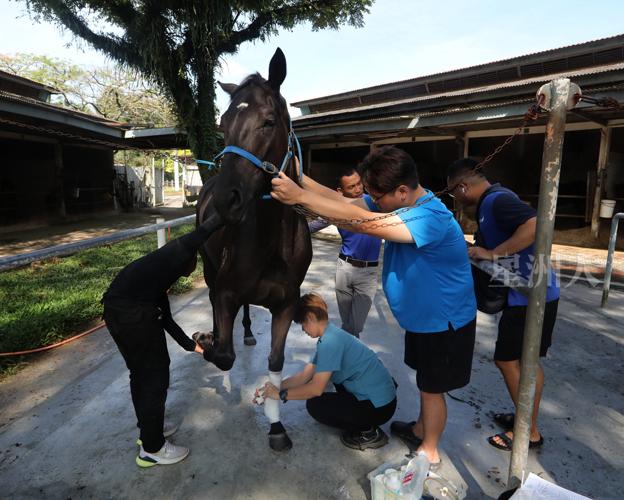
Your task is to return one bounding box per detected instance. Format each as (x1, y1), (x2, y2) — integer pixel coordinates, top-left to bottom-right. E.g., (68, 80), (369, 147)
(311, 323), (396, 408)
(476, 184), (560, 307)
(365, 192), (476, 333)
(338, 228), (382, 262)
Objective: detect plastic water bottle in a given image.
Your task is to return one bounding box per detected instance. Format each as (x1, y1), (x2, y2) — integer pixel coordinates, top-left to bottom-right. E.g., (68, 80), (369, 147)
(384, 468), (401, 494)
(399, 451), (430, 498)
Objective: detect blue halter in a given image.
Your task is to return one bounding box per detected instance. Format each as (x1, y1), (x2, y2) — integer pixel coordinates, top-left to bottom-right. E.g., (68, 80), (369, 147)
(197, 123), (303, 200)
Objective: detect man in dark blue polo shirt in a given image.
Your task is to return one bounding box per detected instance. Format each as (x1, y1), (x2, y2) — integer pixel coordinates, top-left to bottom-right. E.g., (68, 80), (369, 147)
(309, 168), (382, 338)
(447, 158), (559, 452)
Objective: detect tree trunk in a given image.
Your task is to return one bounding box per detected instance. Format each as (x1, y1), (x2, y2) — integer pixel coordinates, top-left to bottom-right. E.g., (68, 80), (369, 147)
(194, 64), (219, 184)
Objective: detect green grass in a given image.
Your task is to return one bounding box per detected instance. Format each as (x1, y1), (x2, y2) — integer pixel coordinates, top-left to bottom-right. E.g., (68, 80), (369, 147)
(0, 224), (204, 378)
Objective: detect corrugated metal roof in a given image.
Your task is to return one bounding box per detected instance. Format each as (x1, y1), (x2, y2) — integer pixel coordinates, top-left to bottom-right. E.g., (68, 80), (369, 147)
(0, 69), (58, 94)
(0, 89), (127, 128)
(293, 63), (624, 123)
(292, 33), (624, 107)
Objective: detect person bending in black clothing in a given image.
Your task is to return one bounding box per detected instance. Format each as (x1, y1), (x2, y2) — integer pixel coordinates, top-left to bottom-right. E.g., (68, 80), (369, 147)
(102, 214), (222, 468)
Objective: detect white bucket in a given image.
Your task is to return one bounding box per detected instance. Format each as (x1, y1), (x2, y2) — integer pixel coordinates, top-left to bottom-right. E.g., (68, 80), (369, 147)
(600, 199), (616, 218)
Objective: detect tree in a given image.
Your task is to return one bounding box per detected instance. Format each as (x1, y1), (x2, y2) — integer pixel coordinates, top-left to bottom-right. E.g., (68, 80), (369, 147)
(20, 0), (374, 181)
(0, 53), (177, 127)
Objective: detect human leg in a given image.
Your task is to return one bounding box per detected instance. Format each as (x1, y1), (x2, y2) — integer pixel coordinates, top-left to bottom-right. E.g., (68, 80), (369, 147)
(490, 303), (557, 447)
(348, 267), (378, 337)
(335, 258), (356, 334)
(394, 320), (476, 462)
(104, 302), (170, 453)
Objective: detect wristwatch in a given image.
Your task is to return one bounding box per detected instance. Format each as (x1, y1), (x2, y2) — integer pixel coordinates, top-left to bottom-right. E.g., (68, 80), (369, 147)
(279, 389), (288, 403)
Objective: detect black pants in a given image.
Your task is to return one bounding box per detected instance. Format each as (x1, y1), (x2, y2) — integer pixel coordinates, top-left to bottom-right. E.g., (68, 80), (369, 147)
(103, 299), (170, 453)
(306, 383), (397, 432)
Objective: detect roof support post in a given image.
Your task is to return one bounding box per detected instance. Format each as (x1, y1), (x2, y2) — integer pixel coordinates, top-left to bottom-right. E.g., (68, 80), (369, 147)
(590, 126), (612, 238)
(452, 134), (469, 224)
(508, 79), (570, 489)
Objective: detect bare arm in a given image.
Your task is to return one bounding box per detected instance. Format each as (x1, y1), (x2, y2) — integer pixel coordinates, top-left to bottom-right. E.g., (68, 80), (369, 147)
(264, 370), (332, 401)
(280, 363), (316, 390)
(283, 371), (332, 400)
(469, 217), (536, 260)
(272, 173), (413, 243)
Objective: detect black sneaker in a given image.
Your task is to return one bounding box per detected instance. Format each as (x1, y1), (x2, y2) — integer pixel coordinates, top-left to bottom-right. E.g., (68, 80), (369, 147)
(340, 427), (389, 450)
(390, 420), (423, 449)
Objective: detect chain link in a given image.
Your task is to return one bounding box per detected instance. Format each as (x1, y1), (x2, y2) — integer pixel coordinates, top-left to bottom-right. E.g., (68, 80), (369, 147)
(294, 103), (544, 228)
(3, 89), (621, 229)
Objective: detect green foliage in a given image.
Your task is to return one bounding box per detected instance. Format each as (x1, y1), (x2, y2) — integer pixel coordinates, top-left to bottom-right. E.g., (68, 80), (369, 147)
(19, 0), (374, 180)
(0, 224), (204, 375)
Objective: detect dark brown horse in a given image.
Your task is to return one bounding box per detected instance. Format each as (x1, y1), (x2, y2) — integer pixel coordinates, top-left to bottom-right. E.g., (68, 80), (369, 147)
(195, 49), (312, 450)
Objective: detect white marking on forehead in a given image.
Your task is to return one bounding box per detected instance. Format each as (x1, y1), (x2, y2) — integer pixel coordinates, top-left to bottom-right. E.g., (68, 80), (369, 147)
(236, 102), (249, 110)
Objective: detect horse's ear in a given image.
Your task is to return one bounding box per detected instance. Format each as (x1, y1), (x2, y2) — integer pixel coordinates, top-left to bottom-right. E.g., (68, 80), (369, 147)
(268, 48), (286, 91)
(218, 81), (238, 96)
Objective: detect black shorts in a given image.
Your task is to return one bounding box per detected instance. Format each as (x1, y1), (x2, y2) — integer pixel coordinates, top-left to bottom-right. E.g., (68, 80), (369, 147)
(404, 318), (476, 394)
(495, 299), (558, 361)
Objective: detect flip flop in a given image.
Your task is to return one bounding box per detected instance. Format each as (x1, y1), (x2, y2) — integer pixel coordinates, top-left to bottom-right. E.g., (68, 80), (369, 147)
(488, 432), (544, 451)
(390, 420), (423, 449)
(493, 412), (515, 430)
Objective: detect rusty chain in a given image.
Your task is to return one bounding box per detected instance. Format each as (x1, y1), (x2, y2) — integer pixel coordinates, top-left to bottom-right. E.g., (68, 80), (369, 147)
(2, 87), (622, 229)
(293, 102), (544, 229)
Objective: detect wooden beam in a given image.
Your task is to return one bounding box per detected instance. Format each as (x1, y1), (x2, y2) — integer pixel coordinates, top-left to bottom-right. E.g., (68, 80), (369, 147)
(590, 127), (613, 238)
(571, 110), (608, 127)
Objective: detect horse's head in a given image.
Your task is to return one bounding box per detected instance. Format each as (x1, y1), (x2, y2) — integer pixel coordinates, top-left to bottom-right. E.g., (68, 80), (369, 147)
(213, 48), (291, 225)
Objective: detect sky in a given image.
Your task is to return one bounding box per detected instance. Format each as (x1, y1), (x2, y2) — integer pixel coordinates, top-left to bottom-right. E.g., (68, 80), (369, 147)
(1, 0), (624, 118)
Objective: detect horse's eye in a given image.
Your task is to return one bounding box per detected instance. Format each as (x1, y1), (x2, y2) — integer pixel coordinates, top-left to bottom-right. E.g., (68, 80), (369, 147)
(263, 118), (275, 128)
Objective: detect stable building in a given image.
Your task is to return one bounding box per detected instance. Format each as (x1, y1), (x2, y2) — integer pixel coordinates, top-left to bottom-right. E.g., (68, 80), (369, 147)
(291, 34), (624, 234)
(0, 71), (187, 227)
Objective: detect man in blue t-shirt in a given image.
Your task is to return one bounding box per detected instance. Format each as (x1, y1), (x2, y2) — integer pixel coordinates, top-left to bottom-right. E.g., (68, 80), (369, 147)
(309, 168), (382, 338)
(447, 158), (559, 452)
(270, 146), (477, 469)
(257, 293), (397, 450)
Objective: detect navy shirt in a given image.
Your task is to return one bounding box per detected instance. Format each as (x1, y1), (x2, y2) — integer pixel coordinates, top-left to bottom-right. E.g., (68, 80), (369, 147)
(311, 323), (396, 407)
(308, 218), (381, 262)
(365, 192), (476, 332)
(476, 184), (560, 306)
(338, 228), (381, 262)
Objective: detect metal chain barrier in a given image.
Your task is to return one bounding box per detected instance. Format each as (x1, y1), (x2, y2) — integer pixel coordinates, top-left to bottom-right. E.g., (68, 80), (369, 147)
(2, 86), (623, 228)
(292, 102), (545, 228)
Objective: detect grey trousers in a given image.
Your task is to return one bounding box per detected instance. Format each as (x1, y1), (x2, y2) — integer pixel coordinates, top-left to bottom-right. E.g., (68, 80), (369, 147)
(335, 257), (379, 337)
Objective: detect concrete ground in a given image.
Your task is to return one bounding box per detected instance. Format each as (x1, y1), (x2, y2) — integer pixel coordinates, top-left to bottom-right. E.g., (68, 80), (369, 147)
(0, 238), (623, 499)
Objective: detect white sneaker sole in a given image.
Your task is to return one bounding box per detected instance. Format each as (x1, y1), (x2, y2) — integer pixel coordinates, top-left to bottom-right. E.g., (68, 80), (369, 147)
(136, 448), (189, 468)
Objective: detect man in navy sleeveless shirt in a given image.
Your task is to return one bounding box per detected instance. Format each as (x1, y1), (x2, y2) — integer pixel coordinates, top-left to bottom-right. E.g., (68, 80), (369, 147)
(447, 158), (559, 452)
(309, 169), (381, 338)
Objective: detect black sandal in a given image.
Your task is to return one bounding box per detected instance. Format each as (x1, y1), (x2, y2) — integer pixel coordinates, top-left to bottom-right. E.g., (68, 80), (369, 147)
(493, 412), (515, 430)
(488, 432), (544, 451)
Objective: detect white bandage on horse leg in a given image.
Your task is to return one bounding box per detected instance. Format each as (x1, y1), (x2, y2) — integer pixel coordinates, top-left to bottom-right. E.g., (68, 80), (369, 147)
(263, 371), (282, 424)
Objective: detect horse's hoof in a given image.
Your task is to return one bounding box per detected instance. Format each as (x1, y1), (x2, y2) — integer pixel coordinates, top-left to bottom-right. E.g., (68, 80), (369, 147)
(244, 336), (257, 346)
(269, 432), (292, 452)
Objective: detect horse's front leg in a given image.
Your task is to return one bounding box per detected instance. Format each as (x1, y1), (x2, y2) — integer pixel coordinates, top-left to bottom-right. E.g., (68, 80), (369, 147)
(201, 290), (238, 371)
(264, 300), (296, 451)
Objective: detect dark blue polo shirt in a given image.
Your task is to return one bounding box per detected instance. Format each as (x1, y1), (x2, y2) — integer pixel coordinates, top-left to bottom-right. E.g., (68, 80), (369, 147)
(476, 184), (560, 307)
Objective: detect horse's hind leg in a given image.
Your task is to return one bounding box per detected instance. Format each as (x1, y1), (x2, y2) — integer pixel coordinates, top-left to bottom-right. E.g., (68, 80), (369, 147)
(242, 304), (256, 346)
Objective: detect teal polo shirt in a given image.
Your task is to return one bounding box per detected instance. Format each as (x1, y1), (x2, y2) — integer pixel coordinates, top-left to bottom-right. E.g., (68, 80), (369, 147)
(311, 323), (396, 408)
(365, 192), (476, 333)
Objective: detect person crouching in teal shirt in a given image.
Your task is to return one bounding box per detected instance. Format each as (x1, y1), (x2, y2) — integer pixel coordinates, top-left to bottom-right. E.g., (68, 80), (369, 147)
(257, 293), (397, 450)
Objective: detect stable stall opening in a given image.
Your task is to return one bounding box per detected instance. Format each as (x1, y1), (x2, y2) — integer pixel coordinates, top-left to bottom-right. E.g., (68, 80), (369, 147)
(468, 129), (601, 229)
